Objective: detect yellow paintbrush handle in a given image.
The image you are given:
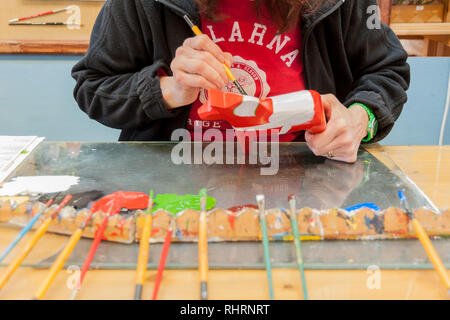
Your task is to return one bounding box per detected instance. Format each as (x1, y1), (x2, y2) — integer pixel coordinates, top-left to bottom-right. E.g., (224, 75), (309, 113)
(190, 26), (236, 83)
(191, 26), (202, 36)
(223, 65), (237, 82)
(135, 214), (152, 285)
(0, 217), (53, 289)
(33, 228), (83, 300)
(412, 218), (450, 289)
(199, 211), (208, 282)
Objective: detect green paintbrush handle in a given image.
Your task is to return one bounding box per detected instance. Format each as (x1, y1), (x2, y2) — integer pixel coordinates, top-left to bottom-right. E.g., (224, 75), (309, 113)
(290, 214), (309, 300)
(260, 216), (274, 300)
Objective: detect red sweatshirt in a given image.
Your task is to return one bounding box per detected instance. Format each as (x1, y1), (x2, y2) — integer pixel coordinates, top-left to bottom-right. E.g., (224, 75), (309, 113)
(187, 0), (306, 141)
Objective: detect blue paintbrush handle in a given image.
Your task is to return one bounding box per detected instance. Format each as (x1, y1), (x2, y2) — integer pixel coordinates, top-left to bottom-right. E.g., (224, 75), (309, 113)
(0, 213), (42, 262)
(260, 217), (274, 300)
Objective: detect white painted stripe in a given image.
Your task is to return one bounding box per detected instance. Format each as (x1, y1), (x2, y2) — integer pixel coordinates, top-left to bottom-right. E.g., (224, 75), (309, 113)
(438, 68), (450, 146)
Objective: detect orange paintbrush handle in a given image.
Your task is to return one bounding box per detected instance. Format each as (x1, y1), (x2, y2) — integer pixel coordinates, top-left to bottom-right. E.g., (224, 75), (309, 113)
(412, 218), (450, 289)
(189, 25), (236, 83)
(33, 228), (83, 300)
(198, 211), (208, 283)
(191, 25), (202, 36)
(0, 217), (53, 289)
(135, 214), (152, 285)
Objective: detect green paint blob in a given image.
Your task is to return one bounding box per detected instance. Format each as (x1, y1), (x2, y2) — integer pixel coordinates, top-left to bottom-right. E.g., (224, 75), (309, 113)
(153, 193), (216, 215)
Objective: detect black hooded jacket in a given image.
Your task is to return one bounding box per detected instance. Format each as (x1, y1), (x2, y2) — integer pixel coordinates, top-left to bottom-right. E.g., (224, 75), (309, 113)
(72, 0), (410, 142)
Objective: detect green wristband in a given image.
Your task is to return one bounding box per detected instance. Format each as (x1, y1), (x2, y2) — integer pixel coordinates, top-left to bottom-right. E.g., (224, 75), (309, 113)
(349, 103), (378, 142)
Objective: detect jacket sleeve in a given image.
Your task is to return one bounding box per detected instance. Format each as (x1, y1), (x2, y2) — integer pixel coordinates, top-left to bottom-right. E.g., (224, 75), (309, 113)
(72, 0), (179, 130)
(341, 0), (410, 142)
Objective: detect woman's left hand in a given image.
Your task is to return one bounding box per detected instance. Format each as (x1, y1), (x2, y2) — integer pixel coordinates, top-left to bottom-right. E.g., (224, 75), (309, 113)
(305, 94), (369, 163)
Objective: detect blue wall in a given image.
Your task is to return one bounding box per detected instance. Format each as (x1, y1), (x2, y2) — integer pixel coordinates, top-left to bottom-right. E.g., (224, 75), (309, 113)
(0, 55), (449, 144)
(382, 57), (450, 145)
(0, 55), (120, 141)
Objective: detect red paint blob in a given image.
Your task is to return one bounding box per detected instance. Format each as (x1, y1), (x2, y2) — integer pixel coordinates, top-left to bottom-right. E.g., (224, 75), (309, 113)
(227, 204), (258, 213)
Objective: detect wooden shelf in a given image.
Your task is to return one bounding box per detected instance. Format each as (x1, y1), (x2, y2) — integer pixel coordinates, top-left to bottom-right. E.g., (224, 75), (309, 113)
(0, 40), (88, 55)
(391, 23), (450, 36)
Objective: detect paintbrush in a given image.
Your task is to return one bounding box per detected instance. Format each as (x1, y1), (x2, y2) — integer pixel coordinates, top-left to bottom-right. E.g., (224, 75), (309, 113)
(0, 199), (53, 263)
(70, 202), (114, 300)
(0, 195), (72, 289)
(198, 188), (209, 300)
(152, 216), (175, 300)
(32, 205), (99, 300)
(134, 190), (155, 300)
(9, 22), (82, 26)
(9, 7), (72, 23)
(256, 194), (274, 300)
(398, 190), (450, 296)
(183, 15), (247, 96)
(288, 194), (308, 300)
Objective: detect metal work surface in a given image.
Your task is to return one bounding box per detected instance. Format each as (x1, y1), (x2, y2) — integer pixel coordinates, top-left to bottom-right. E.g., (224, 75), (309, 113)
(5, 142), (437, 210)
(2, 142), (446, 270)
(38, 238), (450, 270)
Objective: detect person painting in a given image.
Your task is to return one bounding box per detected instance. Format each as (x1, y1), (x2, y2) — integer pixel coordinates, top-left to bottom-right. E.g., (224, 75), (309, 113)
(72, 0), (410, 163)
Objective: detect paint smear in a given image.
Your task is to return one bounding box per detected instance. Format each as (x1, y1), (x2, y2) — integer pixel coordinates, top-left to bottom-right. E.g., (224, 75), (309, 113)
(153, 194), (216, 215)
(0, 175), (80, 196)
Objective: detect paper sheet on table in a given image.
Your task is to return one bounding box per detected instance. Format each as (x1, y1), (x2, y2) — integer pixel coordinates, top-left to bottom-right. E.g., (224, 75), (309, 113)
(0, 136), (44, 183)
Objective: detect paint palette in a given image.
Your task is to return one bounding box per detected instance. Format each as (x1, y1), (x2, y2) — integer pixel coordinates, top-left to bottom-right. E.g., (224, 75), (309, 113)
(0, 141), (446, 270)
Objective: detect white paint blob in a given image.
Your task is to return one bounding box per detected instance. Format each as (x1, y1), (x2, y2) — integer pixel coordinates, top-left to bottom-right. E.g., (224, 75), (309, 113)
(0, 176), (80, 196)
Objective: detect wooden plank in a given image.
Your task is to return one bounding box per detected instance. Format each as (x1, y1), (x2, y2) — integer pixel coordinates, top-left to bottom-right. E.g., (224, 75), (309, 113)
(391, 4), (445, 24)
(391, 23), (450, 36)
(0, 40), (88, 55)
(0, 267), (447, 300)
(374, 146), (450, 208)
(0, 0), (102, 54)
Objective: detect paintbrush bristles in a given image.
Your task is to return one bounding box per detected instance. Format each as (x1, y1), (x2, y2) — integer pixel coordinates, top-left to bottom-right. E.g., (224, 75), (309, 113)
(169, 216), (176, 230)
(288, 195), (297, 218)
(199, 189), (207, 212)
(256, 194), (265, 217)
(146, 189), (155, 214)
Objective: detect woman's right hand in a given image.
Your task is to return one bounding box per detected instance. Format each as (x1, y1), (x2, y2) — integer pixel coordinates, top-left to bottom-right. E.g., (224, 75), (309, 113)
(160, 34), (233, 110)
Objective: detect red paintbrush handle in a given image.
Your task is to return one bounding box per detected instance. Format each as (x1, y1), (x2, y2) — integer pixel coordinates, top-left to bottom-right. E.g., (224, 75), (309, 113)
(10, 7), (69, 23)
(152, 229), (173, 300)
(51, 195), (72, 218)
(79, 215), (109, 284)
(19, 11), (54, 21)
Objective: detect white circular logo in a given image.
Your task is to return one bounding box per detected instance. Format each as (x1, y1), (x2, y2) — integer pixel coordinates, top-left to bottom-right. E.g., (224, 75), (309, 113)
(199, 56), (271, 103)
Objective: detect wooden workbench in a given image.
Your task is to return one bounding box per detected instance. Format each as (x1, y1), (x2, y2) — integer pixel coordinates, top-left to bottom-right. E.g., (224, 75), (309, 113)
(0, 145), (449, 300)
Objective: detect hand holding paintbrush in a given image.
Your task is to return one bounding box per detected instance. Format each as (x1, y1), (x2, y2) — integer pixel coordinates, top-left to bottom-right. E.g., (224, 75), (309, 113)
(159, 15), (243, 110)
(183, 15), (247, 96)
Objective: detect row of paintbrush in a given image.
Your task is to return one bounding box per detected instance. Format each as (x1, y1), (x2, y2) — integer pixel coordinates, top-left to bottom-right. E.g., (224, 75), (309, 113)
(0, 190), (308, 300)
(0, 190), (448, 299)
(135, 191), (308, 300)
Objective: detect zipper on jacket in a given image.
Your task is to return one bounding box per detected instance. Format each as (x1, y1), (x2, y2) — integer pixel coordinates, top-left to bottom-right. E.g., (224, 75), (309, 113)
(302, 0), (345, 89)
